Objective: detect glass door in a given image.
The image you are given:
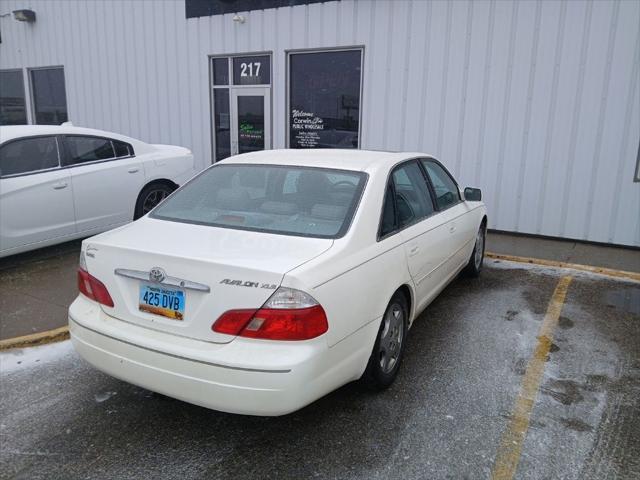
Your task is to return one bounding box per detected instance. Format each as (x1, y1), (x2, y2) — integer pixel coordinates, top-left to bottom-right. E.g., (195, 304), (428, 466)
(230, 88), (271, 156)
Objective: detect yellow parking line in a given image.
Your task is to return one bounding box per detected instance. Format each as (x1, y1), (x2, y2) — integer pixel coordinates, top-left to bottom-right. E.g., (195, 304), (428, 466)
(491, 275), (573, 480)
(486, 252), (640, 283)
(0, 326), (69, 351)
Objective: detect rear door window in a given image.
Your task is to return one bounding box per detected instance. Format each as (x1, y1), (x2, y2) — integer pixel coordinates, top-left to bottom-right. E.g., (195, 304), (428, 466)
(0, 136), (59, 177)
(113, 140), (134, 157)
(64, 136), (115, 165)
(421, 160), (461, 210)
(391, 161), (435, 228)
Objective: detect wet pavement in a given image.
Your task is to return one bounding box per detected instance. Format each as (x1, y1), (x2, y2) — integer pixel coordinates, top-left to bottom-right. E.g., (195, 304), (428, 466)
(0, 240), (81, 340)
(1, 261), (638, 479)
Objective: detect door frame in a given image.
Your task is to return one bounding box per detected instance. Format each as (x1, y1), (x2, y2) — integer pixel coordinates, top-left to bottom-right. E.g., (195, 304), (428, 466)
(209, 52), (273, 163)
(230, 87), (271, 156)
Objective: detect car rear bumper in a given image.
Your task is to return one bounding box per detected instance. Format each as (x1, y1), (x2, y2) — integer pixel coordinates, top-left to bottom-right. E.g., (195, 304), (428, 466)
(69, 295), (374, 416)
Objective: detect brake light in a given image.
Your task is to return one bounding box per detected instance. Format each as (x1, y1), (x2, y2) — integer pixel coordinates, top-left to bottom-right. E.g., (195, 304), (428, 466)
(212, 287), (328, 341)
(78, 268), (114, 307)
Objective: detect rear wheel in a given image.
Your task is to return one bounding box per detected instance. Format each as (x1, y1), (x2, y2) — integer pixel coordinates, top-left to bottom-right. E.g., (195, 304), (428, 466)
(134, 183), (174, 220)
(362, 291), (408, 390)
(465, 223), (486, 277)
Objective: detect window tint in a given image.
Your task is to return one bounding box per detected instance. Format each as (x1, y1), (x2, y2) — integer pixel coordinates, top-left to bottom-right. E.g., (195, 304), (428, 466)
(391, 161), (435, 228)
(152, 164), (367, 239)
(212, 57), (229, 86)
(380, 185), (397, 238)
(113, 140), (133, 157)
(421, 160), (460, 210)
(289, 49), (362, 149)
(0, 136), (59, 176)
(0, 70), (27, 125)
(65, 136), (115, 165)
(30, 68), (68, 125)
(213, 89), (231, 161)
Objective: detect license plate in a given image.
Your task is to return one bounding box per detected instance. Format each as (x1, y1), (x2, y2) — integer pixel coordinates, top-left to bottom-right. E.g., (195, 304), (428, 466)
(139, 284), (185, 320)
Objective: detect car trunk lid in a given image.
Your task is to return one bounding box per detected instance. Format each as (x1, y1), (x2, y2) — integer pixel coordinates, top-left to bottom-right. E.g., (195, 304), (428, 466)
(83, 217), (333, 343)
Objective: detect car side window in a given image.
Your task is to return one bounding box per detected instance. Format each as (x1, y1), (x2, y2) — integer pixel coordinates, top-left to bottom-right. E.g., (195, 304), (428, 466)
(113, 140), (134, 158)
(64, 136), (115, 165)
(379, 161), (436, 239)
(0, 136), (59, 177)
(392, 161), (435, 228)
(379, 184), (397, 238)
(421, 160), (461, 210)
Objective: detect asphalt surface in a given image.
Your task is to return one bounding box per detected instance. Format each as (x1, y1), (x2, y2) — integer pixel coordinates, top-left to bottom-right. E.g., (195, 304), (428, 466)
(0, 240), (81, 340)
(1, 261), (638, 479)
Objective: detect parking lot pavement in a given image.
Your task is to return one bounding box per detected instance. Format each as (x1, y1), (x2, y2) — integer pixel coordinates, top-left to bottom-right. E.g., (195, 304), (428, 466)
(1, 261), (638, 480)
(0, 240), (81, 340)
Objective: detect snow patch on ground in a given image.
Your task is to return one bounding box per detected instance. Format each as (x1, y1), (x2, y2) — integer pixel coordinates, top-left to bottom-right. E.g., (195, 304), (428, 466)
(0, 340), (74, 375)
(486, 258), (639, 284)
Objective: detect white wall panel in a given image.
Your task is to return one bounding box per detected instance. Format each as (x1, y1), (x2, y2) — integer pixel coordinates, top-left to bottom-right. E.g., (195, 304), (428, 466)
(1, 0), (638, 246)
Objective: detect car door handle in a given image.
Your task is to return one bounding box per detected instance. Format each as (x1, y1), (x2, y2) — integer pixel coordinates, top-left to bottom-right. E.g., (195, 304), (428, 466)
(408, 245), (419, 257)
(52, 182), (68, 190)
(449, 225), (456, 234)
(127, 167), (140, 173)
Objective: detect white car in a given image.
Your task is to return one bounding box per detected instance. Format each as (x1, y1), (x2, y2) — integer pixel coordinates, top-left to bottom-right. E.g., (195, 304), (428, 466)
(69, 149), (487, 416)
(0, 125), (197, 257)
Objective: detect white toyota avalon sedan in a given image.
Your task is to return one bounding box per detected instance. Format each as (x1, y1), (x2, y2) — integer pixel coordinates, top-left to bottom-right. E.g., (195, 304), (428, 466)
(0, 125), (197, 257)
(69, 149), (487, 416)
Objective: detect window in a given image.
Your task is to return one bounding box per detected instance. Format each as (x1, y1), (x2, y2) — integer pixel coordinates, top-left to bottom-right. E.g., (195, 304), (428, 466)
(213, 89), (231, 160)
(0, 136), (59, 177)
(30, 67), (68, 125)
(212, 58), (229, 86)
(0, 70), (27, 125)
(64, 136), (115, 165)
(211, 54), (271, 162)
(288, 49), (362, 149)
(380, 185), (397, 238)
(152, 164), (367, 239)
(233, 56), (270, 86)
(421, 160), (461, 210)
(379, 161), (435, 238)
(392, 161), (435, 228)
(113, 140), (134, 158)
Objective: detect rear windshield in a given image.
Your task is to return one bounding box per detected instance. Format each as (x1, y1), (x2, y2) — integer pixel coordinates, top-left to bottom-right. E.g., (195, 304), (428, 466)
(151, 164), (367, 238)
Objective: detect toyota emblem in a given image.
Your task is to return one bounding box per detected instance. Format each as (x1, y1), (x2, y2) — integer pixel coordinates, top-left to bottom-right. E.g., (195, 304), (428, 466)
(149, 267), (166, 283)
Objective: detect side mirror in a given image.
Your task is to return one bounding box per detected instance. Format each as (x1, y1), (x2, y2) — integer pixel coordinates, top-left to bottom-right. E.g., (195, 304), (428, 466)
(464, 187), (482, 202)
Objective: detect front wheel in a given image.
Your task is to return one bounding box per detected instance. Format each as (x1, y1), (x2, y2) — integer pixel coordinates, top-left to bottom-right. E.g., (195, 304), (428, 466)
(134, 183), (174, 220)
(362, 291), (409, 390)
(465, 223), (486, 277)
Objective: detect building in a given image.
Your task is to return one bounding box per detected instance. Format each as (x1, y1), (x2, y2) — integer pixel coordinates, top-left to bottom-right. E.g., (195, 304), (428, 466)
(0, 0), (638, 246)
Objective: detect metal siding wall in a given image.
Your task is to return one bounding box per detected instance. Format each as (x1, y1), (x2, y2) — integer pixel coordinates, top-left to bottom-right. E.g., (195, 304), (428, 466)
(0, 0), (638, 246)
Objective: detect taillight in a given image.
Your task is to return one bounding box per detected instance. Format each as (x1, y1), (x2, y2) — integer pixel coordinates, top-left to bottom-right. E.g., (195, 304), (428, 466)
(212, 287), (328, 341)
(78, 268), (114, 307)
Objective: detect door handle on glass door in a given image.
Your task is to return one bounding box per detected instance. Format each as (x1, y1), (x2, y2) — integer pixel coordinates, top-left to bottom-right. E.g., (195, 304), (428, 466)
(52, 182), (68, 190)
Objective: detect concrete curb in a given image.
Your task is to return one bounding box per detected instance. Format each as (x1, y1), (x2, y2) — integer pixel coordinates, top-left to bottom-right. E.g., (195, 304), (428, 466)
(0, 326), (69, 351)
(486, 252), (640, 283)
(1, 253), (637, 351)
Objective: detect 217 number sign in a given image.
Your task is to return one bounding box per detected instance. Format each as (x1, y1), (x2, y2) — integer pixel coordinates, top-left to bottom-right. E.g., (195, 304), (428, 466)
(240, 62), (261, 77)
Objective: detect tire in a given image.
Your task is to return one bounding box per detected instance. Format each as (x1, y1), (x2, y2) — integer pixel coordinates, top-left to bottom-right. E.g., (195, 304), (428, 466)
(464, 222), (486, 277)
(362, 291), (409, 390)
(134, 183), (175, 220)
